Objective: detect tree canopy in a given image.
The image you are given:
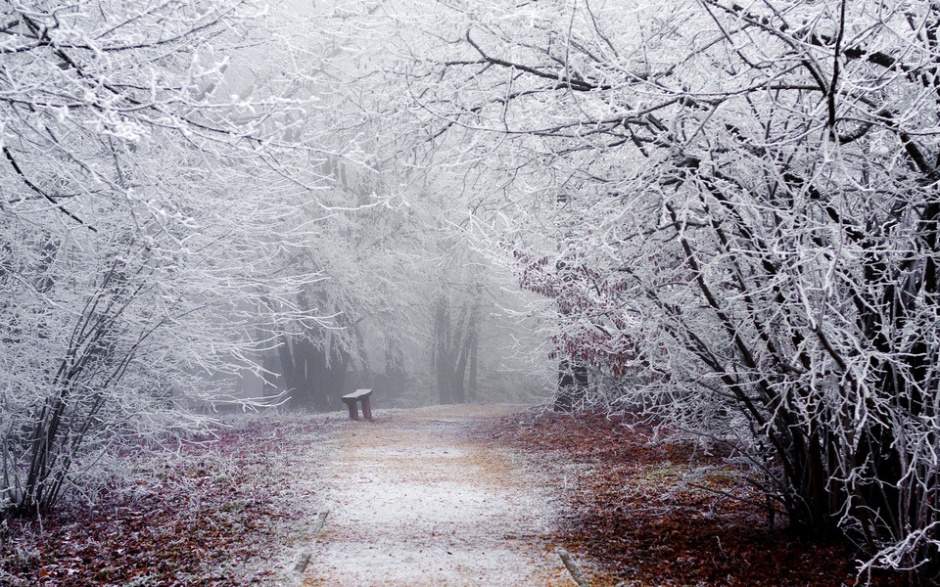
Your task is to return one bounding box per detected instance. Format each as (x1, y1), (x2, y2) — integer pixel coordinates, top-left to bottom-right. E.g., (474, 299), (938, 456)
(394, 0), (940, 582)
(4, 0), (940, 583)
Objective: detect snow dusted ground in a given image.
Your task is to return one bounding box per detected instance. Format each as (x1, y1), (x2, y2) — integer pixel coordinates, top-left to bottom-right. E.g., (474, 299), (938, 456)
(300, 404), (572, 587)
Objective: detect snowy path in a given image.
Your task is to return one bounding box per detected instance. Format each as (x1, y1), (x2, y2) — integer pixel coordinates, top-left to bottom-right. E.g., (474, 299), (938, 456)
(300, 404), (572, 587)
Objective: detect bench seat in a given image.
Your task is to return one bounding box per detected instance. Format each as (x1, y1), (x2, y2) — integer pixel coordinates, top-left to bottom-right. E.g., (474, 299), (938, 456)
(341, 388), (373, 420)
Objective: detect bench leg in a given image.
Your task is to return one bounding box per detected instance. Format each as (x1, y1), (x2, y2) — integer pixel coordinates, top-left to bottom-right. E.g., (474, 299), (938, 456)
(346, 401), (359, 421)
(361, 396), (372, 420)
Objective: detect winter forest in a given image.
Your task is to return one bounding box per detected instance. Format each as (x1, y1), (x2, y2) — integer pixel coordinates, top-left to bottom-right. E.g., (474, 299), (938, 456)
(2, 0), (940, 585)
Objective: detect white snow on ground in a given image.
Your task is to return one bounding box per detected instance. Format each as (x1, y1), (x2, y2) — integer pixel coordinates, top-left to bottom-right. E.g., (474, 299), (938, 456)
(301, 404), (572, 587)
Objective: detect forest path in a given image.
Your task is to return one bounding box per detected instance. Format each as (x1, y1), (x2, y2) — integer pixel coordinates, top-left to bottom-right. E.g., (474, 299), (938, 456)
(299, 404), (572, 587)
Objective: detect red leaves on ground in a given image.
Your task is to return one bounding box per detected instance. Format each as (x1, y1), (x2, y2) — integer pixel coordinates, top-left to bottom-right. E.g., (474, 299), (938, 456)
(1, 416), (334, 587)
(3, 407), (910, 587)
(485, 410), (904, 587)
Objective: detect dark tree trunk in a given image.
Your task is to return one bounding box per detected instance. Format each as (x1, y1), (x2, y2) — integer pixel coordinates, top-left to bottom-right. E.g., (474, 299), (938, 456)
(554, 359), (587, 412)
(467, 328), (478, 401)
(433, 292), (481, 404)
(262, 352), (280, 397)
(382, 343), (406, 398)
(277, 334), (348, 411)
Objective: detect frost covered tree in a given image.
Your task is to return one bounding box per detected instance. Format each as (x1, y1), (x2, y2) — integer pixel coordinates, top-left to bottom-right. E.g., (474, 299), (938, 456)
(0, 0), (331, 516)
(397, 0), (940, 582)
(239, 0), (426, 410)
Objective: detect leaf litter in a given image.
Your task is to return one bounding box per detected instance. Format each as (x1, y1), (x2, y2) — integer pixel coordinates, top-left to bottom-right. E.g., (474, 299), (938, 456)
(483, 409), (907, 587)
(1, 405), (908, 587)
(0, 413), (342, 587)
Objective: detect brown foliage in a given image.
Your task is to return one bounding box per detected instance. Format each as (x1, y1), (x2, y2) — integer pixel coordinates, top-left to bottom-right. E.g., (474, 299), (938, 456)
(0, 417), (334, 587)
(484, 410), (904, 587)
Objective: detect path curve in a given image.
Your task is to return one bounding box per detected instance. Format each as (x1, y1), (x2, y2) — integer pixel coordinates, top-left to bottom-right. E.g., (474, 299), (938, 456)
(301, 404), (571, 587)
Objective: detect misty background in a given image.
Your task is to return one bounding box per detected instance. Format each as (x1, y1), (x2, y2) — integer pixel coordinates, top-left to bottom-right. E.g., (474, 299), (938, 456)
(3, 0), (940, 581)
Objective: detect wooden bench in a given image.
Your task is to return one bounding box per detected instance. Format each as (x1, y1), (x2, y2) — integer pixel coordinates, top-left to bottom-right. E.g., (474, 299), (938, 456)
(341, 388), (373, 421)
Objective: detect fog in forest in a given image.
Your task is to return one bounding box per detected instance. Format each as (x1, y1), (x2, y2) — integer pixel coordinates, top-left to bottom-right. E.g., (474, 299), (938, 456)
(3, 0), (940, 583)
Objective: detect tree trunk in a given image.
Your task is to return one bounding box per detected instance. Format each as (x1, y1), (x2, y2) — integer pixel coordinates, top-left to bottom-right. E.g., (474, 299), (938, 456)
(554, 359), (587, 412)
(467, 328), (478, 401)
(262, 352), (280, 397)
(277, 334), (350, 411)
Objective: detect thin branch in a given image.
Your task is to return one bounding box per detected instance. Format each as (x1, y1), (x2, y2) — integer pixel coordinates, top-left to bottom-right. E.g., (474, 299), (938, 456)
(2, 147), (97, 233)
